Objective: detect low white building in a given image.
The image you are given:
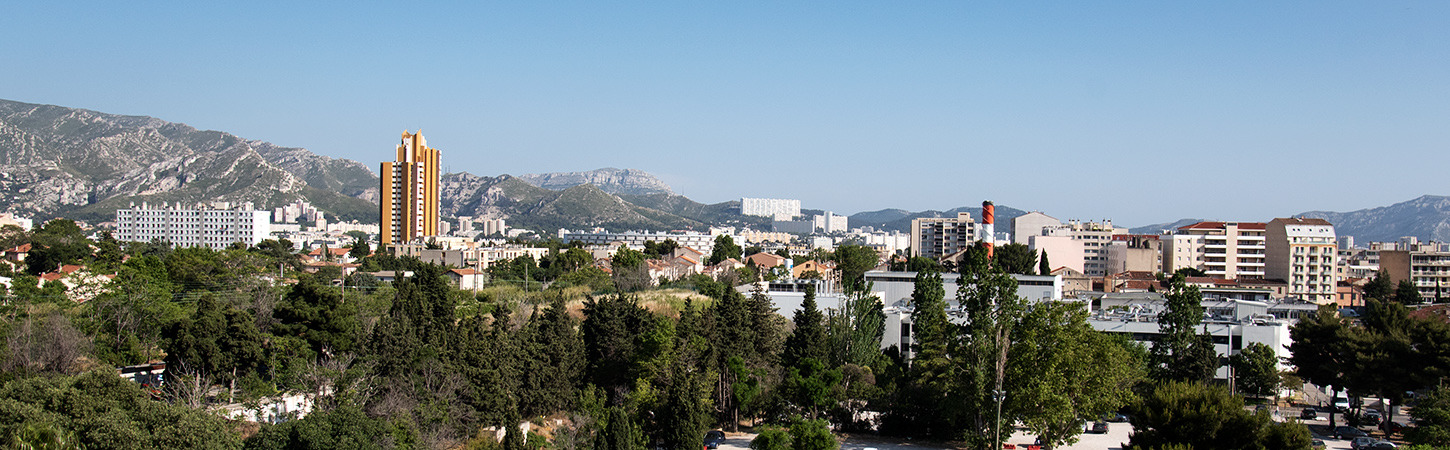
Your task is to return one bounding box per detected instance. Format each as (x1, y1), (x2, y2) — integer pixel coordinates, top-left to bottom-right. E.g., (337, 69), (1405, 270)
(116, 202), (269, 249)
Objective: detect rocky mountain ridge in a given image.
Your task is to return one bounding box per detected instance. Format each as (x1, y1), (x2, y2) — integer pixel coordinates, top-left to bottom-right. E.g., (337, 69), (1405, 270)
(1298, 195), (1450, 243)
(516, 168), (673, 196)
(0, 99), (375, 222)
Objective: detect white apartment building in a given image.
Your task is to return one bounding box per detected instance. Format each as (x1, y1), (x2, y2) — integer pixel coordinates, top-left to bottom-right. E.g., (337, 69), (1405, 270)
(1012, 211), (1061, 245)
(910, 212), (977, 260)
(740, 198), (801, 221)
(116, 202), (270, 250)
(560, 230), (719, 255)
(1039, 220), (1125, 277)
(815, 212), (849, 233)
(1266, 218), (1338, 304)
(1162, 222), (1268, 279)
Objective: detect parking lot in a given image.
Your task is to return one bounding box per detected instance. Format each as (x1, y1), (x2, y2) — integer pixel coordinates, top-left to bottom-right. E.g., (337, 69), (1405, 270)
(711, 407), (1396, 450)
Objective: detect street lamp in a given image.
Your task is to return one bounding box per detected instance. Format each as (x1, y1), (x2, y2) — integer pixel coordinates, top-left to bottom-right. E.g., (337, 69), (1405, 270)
(993, 389), (1006, 447)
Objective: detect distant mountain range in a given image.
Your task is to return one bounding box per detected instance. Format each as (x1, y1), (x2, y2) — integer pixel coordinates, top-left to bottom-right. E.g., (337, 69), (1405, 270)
(4, 98), (1448, 241)
(0, 99), (765, 232)
(0, 99), (377, 223)
(1124, 197), (1450, 243)
(848, 205), (1028, 234)
(1298, 195), (1450, 243)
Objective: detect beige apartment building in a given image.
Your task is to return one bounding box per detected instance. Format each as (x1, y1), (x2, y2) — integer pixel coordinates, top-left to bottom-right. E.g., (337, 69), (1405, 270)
(1107, 234), (1163, 274)
(1378, 241), (1450, 302)
(1162, 222), (1268, 280)
(1266, 218), (1338, 304)
(910, 212), (976, 260)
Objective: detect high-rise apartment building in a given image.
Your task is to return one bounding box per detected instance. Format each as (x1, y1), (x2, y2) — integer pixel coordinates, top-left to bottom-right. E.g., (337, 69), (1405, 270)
(116, 202), (270, 250)
(740, 198), (801, 221)
(1162, 222), (1268, 279)
(380, 131), (441, 246)
(910, 212), (977, 259)
(1266, 218), (1338, 304)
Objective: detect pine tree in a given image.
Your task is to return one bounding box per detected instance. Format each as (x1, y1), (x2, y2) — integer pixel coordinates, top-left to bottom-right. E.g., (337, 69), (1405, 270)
(782, 285), (828, 369)
(1038, 250), (1051, 276)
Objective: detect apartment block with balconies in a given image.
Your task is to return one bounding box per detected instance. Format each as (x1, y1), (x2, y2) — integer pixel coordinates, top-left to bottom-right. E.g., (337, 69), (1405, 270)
(1162, 222), (1268, 280)
(1378, 241), (1450, 302)
(910, 212), (976, 260)
(1266, 218), (1338, 305)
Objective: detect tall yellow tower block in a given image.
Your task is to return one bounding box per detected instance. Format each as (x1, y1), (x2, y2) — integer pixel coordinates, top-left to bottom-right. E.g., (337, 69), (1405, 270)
(380, 130), (441, 245)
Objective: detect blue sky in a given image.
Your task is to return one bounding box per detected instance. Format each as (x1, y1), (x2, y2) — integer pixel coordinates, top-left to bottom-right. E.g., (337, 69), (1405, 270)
(4, 2), (1448, 226)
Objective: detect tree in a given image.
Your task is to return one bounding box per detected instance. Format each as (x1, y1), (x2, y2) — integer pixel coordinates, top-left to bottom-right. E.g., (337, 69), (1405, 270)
(274, 273), (360, 356)
(953, 242), (1026, 450)
(657, 366), (712, 450)
(709, 235), (742, 266)
(992, 243), (1036, 275)
(781, 358), (843, 419)
(1406, 386), (1450, 446)
(781, 285), (828, 369)
(833, 245), (880, 293)
(516, 295), (586, 417)
(349, 241), (371, 260)
(612, 246), (651, 292)
(0, 224), (28, 251)
(1395, 279), (1424, 304)
(595, 406), (644, 450)
(1038, 250), (1051, 276)
(826, 289), (884, 369)
(163, 295), (268, 393)
(246, 406), (394, 450)
(1364, 269), (1393, 302)
(788, 417), (839, 450)
(1125, 381), (1311, 450)
(3, 311), (91, 375)
(0, 371), (244, 449)
(750, 426), (792, 450)
(1230, 343), (1281, 398)
(1006, 301), (1142, 449)
(1149, 277), (1218, 382)
(1289, 305), (1355, 428)
(24, 219), (92, 275)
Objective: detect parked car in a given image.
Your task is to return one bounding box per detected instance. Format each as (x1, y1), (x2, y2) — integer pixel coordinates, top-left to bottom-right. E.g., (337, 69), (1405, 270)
(1335, 398), (1351, 412)
(1384, 421), (1406, 434)
(1312, 439), (1326, 449)
(1363, 410), (1383, 427)
(1368, 440), (1398, 449)
(1335, 426), (1369, 439)
(1088, 421), (1109, 434)
(1106, 412), (1130, 422)
(703, 430), (726, 449)
(1351, 437), (1378, 450)
(1301, 408), (1319, 420)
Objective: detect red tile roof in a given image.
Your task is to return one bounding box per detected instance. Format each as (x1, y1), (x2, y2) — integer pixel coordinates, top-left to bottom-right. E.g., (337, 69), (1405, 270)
(1273, 217), (1333, 226)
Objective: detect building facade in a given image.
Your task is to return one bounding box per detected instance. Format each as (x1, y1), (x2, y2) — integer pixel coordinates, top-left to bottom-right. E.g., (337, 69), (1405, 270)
(560, 230), (719, 255)
(740, 198), (801, 221)
(1106, 234), (1163, 274)
(116, 202), (270, 250)
(1043, 220), (1125, 277)
(1266, 218), (1338, 304)
(909, 212), (977, 260)
(1162, 221), (1268, 280)
(1011, 211), (1061, 245)
(1378, 241), (1450, 302)
(380, 131), (441, 245)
